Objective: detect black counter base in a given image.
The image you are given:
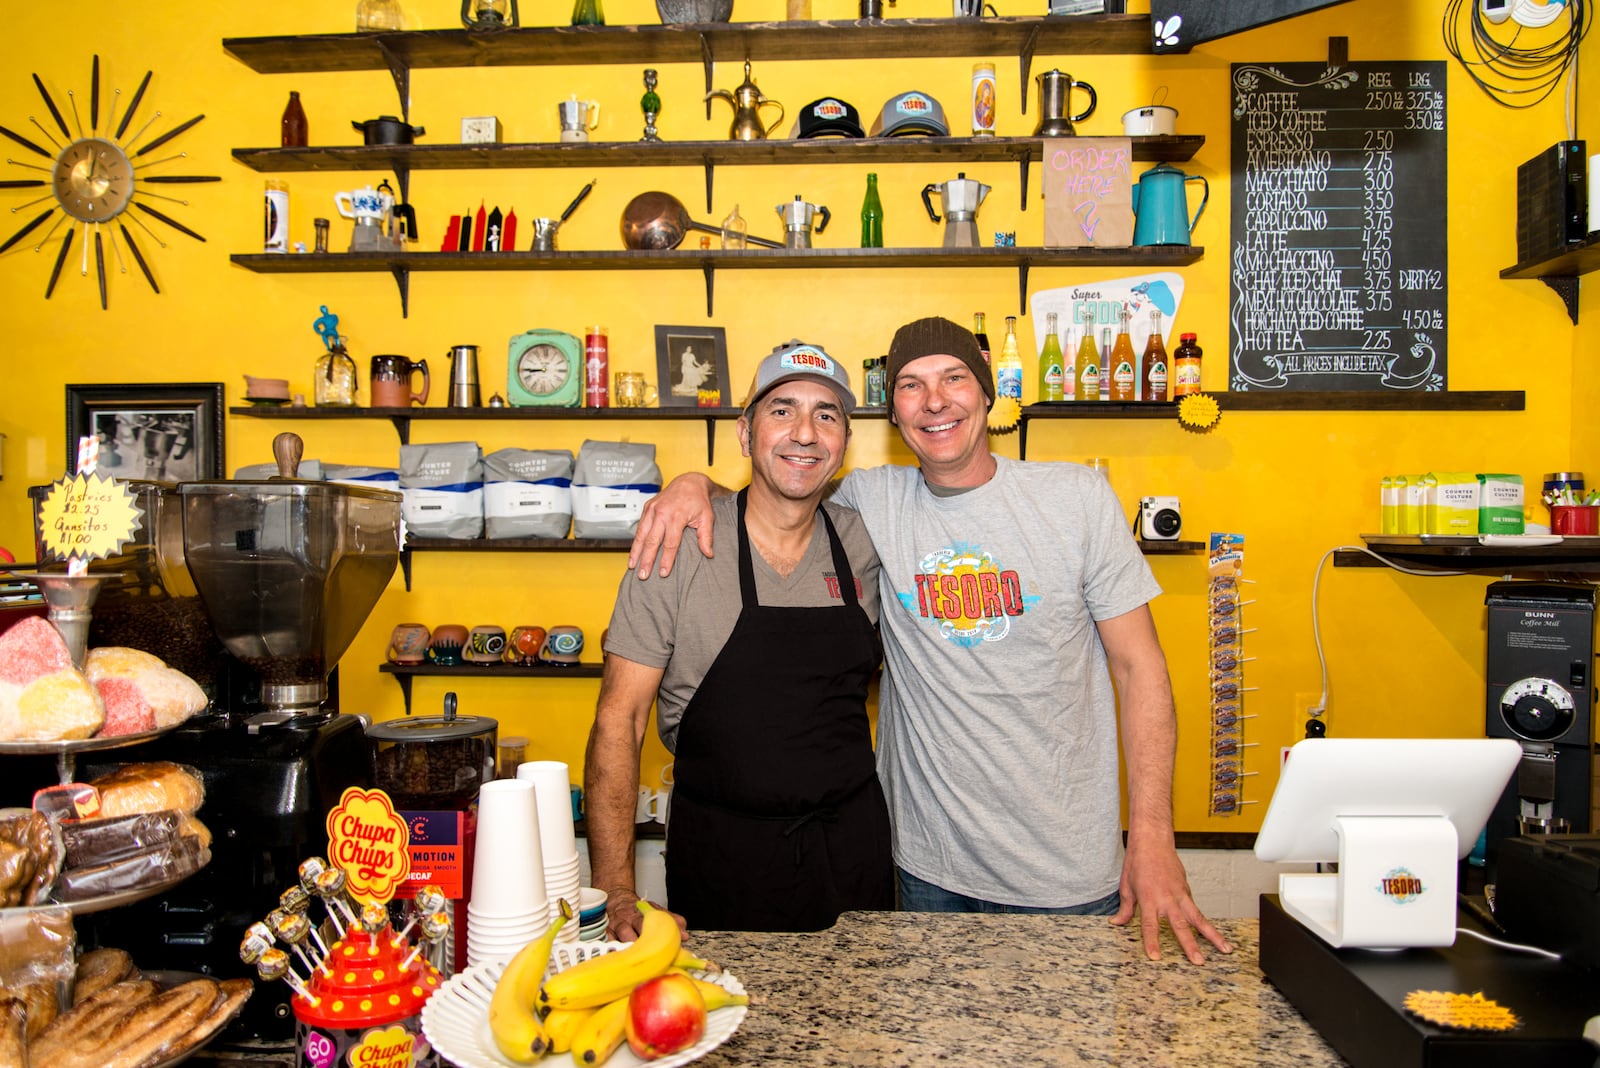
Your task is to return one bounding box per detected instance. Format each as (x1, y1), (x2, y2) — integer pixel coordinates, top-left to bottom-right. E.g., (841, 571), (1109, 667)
(1259, 894), (1597, 1067)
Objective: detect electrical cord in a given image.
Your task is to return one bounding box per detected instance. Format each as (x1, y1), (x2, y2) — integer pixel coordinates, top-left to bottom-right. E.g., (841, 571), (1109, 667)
(1308, 546), (1467, 724)
(1454, 925), (1564, 959)
(1443, 0), (1590, 113)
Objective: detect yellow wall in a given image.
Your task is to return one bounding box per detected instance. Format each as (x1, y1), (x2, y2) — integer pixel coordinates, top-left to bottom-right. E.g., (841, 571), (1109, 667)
(1, 0), (1593, 832)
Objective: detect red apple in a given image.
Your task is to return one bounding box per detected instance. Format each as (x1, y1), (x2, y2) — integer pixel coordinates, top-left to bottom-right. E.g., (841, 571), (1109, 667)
(625, 973), (707, 1060)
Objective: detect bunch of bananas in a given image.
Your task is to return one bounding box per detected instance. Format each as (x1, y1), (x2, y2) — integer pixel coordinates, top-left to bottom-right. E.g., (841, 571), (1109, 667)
(486, 901), (748, 1066)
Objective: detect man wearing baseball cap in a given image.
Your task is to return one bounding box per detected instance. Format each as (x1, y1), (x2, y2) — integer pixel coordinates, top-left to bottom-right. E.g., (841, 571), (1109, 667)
(587, 340), (892, 937)
(631, 318), (1232, 965)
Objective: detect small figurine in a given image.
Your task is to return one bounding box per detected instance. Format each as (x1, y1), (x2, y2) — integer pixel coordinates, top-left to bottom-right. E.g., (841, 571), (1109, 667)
(641, 68), (662, 142)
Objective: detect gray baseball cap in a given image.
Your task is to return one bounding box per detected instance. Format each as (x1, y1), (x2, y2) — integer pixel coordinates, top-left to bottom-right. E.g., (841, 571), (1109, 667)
(741, 340), (857, 417)
(869, 90), (949, 136)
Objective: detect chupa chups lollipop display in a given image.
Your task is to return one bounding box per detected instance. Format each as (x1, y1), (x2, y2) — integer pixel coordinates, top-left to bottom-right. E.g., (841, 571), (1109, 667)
(245, 853), (452, 1068)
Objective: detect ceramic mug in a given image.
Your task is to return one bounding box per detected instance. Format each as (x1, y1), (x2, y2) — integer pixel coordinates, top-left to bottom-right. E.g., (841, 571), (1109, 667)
(539, 625), (585, 666)
(466, 624), (507, 663)
(370, 354), (431, 408)
(1551, 505), (1599, 535)
(428, 623), (469, 666)
(387, 622), (431, 665)
(506, 625), (547, 665)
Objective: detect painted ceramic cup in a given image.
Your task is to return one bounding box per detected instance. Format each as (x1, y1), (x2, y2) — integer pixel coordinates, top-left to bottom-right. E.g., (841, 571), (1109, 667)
(506, 625), (547, 666)
(538, 625), (585, 666)
(386, 623), (431, 665)
(466, 624), (507, 664)
(428, 623), (469, 666)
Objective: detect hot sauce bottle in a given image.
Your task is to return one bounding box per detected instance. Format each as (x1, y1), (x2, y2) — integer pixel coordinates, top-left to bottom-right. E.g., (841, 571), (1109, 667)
(1141, 308), (1169, 402)
(1172, 332), (1203, 397)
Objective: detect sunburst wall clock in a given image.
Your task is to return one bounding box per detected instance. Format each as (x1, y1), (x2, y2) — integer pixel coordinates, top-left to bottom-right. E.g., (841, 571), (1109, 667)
(0, 55), (219, 309)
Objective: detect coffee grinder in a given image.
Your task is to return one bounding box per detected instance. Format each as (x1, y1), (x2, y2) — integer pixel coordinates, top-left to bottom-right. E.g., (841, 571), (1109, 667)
(1483, 580), (1597, 870)
(64, 438), (402, 1046)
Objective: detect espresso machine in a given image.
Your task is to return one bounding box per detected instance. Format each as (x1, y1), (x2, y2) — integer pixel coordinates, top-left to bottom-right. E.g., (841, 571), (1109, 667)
(49, 438), (401, 1046)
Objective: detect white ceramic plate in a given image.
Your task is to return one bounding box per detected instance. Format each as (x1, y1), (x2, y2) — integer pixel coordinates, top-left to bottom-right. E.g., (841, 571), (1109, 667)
(421, 942), (747, 1068)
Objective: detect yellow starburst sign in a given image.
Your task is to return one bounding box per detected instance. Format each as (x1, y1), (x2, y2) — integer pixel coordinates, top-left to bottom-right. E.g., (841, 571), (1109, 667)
(1402, 990), (1520, 1032)
(36, 473), (142, 563)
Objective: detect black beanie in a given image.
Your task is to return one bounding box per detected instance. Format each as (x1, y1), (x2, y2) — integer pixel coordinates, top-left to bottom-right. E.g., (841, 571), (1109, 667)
(886, 317), (996, 406)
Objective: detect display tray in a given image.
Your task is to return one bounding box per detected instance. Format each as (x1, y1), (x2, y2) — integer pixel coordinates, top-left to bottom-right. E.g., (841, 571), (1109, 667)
(0, 723), (182, 757)
(53, 855), (209, 915)
(422, 943), (747, 1068)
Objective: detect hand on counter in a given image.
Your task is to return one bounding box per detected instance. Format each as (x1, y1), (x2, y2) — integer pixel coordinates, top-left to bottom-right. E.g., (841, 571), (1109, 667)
(1112, 832), (1232, 965)
(606, 887), (690, 944)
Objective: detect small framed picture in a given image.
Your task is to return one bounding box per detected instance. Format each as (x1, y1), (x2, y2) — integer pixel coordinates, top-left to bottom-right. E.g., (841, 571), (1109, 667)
(654, 325), (730, 408)
(66, 382), (226, 481)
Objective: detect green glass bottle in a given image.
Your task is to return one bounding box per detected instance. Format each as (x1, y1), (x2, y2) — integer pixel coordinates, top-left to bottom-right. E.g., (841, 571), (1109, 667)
(571, 0), (604, 26)
(860, 173), (884, 248)
(1038, 312), (1065, 402)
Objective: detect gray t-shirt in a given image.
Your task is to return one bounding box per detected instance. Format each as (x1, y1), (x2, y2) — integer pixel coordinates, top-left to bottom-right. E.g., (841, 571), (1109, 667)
(833, 456), (1161, 907)
(604, 494), (881, 753)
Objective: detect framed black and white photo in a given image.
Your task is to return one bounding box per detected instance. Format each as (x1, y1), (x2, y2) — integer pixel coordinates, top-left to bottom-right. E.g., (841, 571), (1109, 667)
(654, 325), (730, 408)
(66, 383), (225, 481)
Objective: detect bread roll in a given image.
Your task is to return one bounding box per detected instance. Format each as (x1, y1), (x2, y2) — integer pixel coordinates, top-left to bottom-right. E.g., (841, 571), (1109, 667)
(90, 763), (205, 818)
(0, 617), (72, 685)
(0, 669), (105, 742)
(85, 648), (206, 731)
(0, 997), (24, 1068)
(73, 949), (135, 1005)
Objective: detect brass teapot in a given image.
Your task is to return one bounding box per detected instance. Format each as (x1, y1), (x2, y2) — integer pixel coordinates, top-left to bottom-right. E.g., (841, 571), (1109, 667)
(706, 60), (785, 141)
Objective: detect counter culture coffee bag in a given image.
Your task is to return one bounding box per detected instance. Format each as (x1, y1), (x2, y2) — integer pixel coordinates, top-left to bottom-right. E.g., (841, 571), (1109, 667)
(572, 440), (661, 538)
(483, 448), (575, 539)
(399, 442), (483, 539)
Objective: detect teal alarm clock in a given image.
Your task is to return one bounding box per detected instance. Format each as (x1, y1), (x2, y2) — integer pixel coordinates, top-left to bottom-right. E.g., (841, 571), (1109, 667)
(507, 329), (583, 407)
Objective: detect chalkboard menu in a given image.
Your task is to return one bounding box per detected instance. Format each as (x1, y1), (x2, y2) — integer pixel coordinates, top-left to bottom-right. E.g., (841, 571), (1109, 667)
(1229, 61), (1447, 392)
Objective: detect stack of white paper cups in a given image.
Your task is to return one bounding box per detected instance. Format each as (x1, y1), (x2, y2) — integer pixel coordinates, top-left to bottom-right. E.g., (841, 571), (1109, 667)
(466, 779), (549, 965)
(517, 760), (583, 944)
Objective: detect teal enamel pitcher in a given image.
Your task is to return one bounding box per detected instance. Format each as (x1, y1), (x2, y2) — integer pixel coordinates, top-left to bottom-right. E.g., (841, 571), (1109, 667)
(1131, 163), (1208, 246)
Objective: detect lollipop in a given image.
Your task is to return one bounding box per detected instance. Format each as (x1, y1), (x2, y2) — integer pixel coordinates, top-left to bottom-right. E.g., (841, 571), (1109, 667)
(313, 867), (359, 930)
(360, 901), (390, 935)
(259, 946), (318, 1005)
(239, 925), (273, 966)
(279, 885), (311, 915)
(401, 910), (452, 971)
(391, 885), (449, 947)
(298, 856), (329, 894)
(272, 910), (320, 974)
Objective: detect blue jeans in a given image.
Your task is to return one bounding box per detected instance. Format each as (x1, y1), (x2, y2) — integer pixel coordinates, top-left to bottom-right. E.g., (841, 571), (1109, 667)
(896, 867), (1120, 915)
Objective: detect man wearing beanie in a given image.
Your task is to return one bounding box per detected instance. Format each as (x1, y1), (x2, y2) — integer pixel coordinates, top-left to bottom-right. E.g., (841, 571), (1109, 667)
(630, 317), (1230, 965)
(589, 340), (893, 937)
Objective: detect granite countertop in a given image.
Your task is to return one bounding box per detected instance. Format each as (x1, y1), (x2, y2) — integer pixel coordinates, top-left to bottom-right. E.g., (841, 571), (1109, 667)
(687, 911), (1345, 1067)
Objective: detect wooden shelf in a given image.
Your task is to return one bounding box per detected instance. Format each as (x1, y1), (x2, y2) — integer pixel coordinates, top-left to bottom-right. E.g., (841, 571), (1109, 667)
(380, 660), (602, 714)
(1138, 540), (1204, 554)
(399, 535), (629, 589)
(230, 403), (740, 462)
(1500, 234), (1600, 323)
(1335, 535), (1600, 574)
(228, 245), (1204, 318)
(232, 134), (1205, 213)
(223, 16), (1156, 76)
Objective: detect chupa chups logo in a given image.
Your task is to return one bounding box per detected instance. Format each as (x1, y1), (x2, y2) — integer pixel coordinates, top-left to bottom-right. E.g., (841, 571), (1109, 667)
(1377, 866), (1424, 904)
(350, 1025), (417, 1068)
(326, 787), (412, 904)
(899, 94), (932, 114)
(814, 100), (847, 119)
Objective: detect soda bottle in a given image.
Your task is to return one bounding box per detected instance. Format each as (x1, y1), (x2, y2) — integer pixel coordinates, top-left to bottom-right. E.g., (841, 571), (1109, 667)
(1100, 326), (1113, 401)
(973, 312), (992, 365)
(995, 316), (1023, 403)
(281, 91), (308, 147)
(1109, 306), (1137, 402)
(1173, 332), (1203, 397)
(1141, 308), (1169, 402)
(1037, 313), (1065, 402)
(860, 173), (884, 248)
(1074, 319), (1100, 401)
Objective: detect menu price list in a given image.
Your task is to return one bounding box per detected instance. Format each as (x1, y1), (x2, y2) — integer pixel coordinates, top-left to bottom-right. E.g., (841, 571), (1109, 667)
(1229, 60), (1447, 392)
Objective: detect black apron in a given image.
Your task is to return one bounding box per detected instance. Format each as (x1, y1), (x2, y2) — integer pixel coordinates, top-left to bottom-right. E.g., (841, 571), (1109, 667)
(665, 490), (893, 932)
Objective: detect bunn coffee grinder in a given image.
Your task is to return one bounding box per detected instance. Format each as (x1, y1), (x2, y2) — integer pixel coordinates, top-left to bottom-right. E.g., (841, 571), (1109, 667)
(76, 437), (401, 1047)
(1482, 580), (1597, 871)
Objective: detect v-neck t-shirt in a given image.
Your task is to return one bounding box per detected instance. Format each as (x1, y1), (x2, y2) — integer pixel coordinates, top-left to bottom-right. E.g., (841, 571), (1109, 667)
(604, 493), (881, 753)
